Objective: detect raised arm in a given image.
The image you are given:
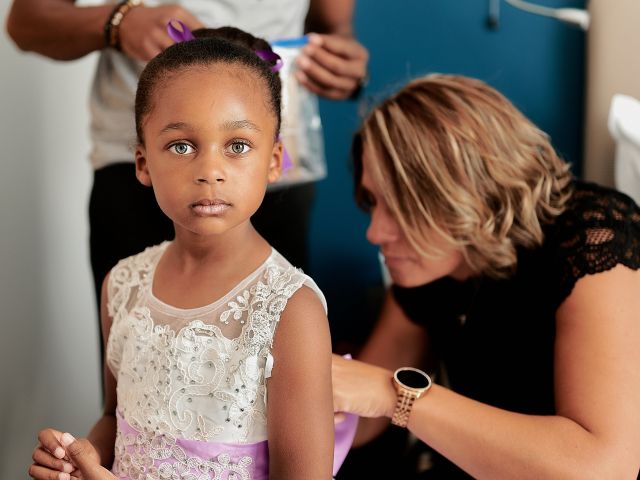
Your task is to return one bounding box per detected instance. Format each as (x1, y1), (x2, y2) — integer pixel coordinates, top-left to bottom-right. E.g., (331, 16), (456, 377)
(297, 0), (368, 100)
(339, 266), (640, 479)
(332, 290), (429, 445)
(267, 285), (334, 479)
(6, 0), (202, 61)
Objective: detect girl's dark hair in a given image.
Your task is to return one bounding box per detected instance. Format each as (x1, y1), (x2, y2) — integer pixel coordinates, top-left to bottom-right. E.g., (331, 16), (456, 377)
(135, 26), (282, 143)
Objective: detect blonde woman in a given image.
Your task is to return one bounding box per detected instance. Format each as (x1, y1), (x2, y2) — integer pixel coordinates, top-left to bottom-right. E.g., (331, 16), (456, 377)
(332, 75), (640, 478)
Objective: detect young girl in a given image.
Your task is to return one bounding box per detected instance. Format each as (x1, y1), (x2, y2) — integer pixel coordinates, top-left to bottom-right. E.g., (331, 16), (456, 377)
(29, 28), (339, 480)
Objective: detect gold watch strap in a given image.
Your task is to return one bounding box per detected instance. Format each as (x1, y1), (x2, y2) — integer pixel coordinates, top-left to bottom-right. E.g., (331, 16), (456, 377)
(391, 389), (419, 427)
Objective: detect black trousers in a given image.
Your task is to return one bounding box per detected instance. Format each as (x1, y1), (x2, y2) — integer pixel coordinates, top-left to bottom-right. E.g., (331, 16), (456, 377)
(89, 162), (316, 363)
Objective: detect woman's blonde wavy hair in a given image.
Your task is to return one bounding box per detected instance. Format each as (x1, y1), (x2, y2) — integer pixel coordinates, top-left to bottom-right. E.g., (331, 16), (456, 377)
(354, 74), (573, 278)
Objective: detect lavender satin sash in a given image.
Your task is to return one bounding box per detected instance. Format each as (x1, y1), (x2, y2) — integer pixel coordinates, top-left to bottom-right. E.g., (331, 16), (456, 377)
(114, 409), (357, 479)
(113, 411), (269, 480)
(333, 412), (359, 476)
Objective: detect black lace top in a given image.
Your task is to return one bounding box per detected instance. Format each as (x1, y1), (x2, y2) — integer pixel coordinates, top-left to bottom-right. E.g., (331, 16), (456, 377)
(392, 181), (640, 479)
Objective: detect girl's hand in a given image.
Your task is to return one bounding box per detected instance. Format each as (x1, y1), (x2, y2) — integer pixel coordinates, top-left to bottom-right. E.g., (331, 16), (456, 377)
(331, 354), (397, 419)
(29, 428), (76, 480)
(60, 433), (115, 480)
(296, 33), (369, 100)
(118, 4), (204, 61)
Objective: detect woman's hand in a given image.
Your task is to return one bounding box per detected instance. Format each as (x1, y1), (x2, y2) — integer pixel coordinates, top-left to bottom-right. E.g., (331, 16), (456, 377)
(296, 33), (368, 100)
(119, 4), (204, 61)
(331, 353), (397, 419)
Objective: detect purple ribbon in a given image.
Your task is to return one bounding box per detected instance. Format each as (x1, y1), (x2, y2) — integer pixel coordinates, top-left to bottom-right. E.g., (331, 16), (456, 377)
(255, 49), (283, 73)
(167, 19), (195, 43)
(333, 412), (358, 475)
(278, 135), (293, 172)
(333, 353), (358, 475)
(166, 20), (282, 73)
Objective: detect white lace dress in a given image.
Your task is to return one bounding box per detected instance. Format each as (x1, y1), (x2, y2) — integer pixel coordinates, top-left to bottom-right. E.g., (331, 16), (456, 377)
(105, 242), (328, 480)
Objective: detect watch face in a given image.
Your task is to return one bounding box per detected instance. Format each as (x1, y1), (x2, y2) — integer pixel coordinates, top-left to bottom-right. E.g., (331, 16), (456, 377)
(396, 368), (431, 389)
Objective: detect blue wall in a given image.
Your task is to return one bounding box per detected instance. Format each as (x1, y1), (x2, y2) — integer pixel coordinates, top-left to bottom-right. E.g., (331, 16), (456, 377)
(310, 0), (586, 345)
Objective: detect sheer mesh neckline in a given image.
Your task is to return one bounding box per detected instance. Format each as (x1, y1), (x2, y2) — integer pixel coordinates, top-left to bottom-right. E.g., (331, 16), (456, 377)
(146, 241), (277, 318)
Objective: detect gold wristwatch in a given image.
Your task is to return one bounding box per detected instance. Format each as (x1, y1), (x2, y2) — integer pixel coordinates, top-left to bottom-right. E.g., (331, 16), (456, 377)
(391, 367), (432, 428)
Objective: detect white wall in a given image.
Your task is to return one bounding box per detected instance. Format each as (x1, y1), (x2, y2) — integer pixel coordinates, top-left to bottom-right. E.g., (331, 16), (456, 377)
(583, 0), (640, 185)
(1, 3), (102, 478)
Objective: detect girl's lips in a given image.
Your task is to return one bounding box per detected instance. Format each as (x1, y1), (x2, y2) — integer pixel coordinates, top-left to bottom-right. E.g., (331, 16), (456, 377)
(190, 199), (231, 216)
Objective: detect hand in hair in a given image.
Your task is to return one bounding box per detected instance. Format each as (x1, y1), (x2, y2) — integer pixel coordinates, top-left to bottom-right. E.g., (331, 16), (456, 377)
(296, 33), (368, 100)
(119, 4), (204, 61)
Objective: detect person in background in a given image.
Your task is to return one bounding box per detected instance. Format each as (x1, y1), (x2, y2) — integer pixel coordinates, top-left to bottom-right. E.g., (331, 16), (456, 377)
(6, 0), (368, 360)
(332, 74), (640, 479)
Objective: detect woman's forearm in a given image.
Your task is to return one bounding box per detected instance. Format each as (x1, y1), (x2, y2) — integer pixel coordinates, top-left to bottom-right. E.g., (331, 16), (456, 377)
(6, 0), (112, 60)
(408, 385), (633, 480)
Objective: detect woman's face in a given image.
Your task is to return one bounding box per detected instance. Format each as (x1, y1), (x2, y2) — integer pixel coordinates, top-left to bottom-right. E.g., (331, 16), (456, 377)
(360, 146), (471, 287)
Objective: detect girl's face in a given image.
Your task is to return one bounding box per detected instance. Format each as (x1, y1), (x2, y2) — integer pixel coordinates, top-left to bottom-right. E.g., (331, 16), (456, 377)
(360, 146), (471, 287)
(135, 65), (282, 240)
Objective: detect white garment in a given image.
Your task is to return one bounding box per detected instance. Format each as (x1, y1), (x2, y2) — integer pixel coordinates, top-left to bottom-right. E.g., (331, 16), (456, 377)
(609, 94), (640, 204)
(106, 242), (327, 444)
(89, 0), (326, 187)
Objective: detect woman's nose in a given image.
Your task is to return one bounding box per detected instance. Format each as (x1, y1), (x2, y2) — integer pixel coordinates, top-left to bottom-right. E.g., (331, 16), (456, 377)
(366, 207), (399, 246)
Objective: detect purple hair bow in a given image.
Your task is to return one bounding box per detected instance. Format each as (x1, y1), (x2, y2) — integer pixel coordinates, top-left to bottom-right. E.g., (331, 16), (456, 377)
(167, 19), (195, 43)
(167, 19), (282, 73)
(254, 49), (283, 73)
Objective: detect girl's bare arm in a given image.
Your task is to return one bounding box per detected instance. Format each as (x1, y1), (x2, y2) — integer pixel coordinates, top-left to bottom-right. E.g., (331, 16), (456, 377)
(267, 286), (334, 479)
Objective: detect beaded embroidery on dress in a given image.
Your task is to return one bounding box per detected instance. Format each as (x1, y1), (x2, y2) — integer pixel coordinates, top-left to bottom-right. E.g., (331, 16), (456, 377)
(105, 242), (327, 480)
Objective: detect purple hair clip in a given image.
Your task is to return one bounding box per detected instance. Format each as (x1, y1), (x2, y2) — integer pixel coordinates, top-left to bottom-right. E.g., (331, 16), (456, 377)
(254, 49), (283, 73)
(167, 20), (282, 73)
(167, 19), (195, 43)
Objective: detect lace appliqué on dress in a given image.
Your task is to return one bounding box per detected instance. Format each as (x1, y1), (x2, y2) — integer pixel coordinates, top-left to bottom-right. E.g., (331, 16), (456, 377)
(107, 244), (308, 445)
(113, 427), (254, 480)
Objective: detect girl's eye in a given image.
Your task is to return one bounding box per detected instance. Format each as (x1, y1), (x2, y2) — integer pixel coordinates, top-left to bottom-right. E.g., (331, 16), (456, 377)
(229, 141), (250, 155)
(169, 143), (195, 155)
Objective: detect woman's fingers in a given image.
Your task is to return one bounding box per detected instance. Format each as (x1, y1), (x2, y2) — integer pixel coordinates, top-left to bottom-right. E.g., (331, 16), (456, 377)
(331, 353), (396, 418)
(303, 34), (368, 79)
(308, 33), (368, 64)
(296, 33), (368, 100)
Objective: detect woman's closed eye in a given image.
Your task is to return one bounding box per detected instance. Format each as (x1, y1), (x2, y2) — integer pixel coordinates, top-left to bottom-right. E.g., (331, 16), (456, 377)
(168, 142), (196, 155)
(357, 189), (376, 213)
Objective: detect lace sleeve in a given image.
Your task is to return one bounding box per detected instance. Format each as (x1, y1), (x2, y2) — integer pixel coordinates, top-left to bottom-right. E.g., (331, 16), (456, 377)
(553, 183), (640, 306)
(107, 258), (134, 319)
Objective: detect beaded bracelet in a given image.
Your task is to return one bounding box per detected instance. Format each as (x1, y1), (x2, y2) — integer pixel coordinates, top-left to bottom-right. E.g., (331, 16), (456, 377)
(104, 0), (143, 51)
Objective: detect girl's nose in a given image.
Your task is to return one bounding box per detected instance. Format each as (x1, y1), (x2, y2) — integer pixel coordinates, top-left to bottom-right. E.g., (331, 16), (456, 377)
(366, 206), (399, 246)
(194, 151), (225, 184)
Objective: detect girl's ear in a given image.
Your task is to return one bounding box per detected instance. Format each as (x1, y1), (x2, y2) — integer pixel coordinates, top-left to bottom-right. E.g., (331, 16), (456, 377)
(267, 140), (283, 184)
(135, 146), (152, 187)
